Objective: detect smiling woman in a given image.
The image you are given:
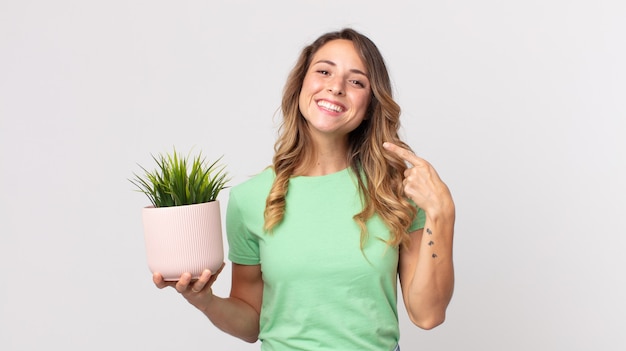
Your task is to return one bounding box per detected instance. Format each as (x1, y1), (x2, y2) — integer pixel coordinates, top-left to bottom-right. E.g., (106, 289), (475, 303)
(153, 27), (455, 351)
(298, 39), (372, 147)
(2, 1), (624, 350)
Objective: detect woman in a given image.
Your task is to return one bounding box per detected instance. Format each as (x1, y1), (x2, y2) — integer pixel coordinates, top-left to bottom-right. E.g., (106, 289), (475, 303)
(154, 28), (455, 351)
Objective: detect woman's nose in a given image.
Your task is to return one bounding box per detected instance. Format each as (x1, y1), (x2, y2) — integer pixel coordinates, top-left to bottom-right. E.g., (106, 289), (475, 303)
(327, 78), (345, 96)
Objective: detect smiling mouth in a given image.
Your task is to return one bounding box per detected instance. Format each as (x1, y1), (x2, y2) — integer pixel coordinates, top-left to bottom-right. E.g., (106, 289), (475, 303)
(317, 100), (344, 113)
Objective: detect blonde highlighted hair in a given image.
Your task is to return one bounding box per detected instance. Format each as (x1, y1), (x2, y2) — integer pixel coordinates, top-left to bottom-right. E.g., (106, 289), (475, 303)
(264, 28), (417, 248)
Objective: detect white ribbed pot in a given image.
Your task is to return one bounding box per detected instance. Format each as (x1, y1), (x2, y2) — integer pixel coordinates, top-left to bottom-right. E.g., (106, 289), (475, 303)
(142, 201), (224, 281)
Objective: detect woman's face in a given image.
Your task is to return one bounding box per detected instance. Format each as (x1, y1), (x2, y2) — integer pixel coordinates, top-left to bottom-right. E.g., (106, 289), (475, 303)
(298, 39), (371, 141)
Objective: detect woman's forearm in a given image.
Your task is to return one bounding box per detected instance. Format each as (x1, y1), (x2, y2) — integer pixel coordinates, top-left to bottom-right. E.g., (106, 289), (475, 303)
(200, 295), (261, 343)
(405, 207), (455, 329)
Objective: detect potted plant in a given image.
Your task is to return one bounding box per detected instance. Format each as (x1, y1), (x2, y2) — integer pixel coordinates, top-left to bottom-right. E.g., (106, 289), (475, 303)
(130, 148), (230, 281)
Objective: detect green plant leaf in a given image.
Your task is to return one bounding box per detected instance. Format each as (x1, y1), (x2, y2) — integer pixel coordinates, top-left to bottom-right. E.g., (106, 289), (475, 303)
(129, 147), (230, 207)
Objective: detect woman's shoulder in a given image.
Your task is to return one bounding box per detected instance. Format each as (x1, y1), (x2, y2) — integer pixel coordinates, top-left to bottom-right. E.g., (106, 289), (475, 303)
(230, 166), (275, 197)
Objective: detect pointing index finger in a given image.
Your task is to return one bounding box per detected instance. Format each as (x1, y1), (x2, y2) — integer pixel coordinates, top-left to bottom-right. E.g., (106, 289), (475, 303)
(383, 142), (418, 166)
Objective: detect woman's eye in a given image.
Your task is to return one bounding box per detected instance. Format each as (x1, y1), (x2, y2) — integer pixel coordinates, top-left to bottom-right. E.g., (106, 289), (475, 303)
(317, 70), (329, 75)
(350, 80), (365, 88)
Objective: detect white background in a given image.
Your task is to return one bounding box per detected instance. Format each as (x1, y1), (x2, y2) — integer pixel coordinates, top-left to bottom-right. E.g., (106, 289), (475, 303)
(1, 1), (625, 350)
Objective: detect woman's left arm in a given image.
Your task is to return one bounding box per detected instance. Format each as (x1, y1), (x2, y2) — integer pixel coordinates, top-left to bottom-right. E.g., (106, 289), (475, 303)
(383, 142), (456, 330)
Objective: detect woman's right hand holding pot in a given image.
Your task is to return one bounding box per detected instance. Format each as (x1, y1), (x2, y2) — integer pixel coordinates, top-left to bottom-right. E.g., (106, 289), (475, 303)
(153, 262), (226, 310)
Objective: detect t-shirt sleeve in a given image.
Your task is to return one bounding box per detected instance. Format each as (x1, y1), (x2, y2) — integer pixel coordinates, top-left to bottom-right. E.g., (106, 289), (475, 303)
(226, 189), (261, 265)
(408, 207), (427, 232)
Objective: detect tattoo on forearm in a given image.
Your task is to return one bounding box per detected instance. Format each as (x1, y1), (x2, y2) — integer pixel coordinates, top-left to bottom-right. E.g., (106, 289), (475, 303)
(426, 228), (437, 258)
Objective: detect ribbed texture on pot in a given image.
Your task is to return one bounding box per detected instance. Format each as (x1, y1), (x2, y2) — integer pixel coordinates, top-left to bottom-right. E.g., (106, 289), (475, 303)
(142, 201), (224, 281)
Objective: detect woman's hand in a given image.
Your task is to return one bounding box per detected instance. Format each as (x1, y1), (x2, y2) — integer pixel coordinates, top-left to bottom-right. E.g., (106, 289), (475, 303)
(383, 142), (454, 218)
(153, 262), (226, 310)
(153, 263), (262, 342)
(384, 142), (455, 329)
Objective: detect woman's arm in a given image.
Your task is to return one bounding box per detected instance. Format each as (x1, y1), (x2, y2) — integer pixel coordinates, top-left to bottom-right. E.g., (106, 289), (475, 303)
(154, 262), (263, 343)
(399, 217), (455, 329)
(383, 142), (455, 329)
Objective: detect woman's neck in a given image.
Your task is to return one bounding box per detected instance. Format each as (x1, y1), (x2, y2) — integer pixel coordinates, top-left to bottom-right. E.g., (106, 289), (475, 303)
(295, 136), (350, 176)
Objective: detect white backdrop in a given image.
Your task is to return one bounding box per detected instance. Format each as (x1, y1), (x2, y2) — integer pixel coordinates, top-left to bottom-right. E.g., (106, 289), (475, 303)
(1, 1), (625, 350)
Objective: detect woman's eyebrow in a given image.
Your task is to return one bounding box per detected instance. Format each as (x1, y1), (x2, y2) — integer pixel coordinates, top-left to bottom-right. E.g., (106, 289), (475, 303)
(313, 59), (368, 77)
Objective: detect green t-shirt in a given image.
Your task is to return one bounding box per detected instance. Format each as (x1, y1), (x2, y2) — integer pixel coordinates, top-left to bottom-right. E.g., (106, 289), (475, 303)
(226, 167), (425, 351)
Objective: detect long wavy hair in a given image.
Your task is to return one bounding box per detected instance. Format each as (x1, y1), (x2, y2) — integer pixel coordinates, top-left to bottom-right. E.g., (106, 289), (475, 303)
(264, 28), (417, 248)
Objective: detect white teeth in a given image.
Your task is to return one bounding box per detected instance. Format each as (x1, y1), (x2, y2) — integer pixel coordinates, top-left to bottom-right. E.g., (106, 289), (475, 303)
(317, 100), (343, 112)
